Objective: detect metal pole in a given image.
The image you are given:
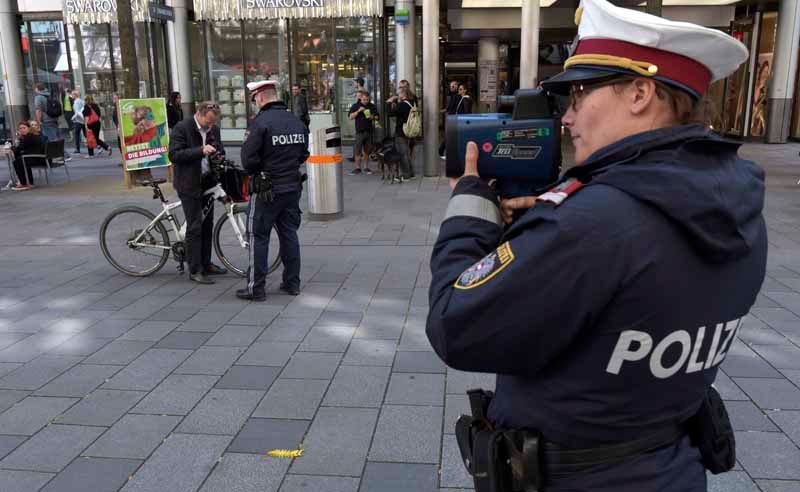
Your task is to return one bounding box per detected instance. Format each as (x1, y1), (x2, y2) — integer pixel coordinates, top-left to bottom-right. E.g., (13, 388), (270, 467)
(395, 0), (416, 94)
(422, 0), (439, 177)
(766, 0), (800, 143)
(519, 0), (539, 89)
(0, 0), (28, 134)
(645, 0), (662, 17)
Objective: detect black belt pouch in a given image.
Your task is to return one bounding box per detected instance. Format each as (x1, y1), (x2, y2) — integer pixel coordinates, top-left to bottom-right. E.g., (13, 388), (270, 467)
(687, 386), (736, 474)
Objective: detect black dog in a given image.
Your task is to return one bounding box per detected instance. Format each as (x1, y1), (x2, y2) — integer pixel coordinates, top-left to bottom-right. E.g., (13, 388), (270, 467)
(370, 137), (403, 184)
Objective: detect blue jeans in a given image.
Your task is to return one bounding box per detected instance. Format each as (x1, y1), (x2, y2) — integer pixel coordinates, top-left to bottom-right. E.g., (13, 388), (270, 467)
(41, 125), (58, 142)
(246, 190), (302, 294)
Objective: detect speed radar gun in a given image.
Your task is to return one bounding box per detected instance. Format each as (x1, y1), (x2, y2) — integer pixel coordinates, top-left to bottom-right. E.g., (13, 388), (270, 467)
(445, 88), (562, 199)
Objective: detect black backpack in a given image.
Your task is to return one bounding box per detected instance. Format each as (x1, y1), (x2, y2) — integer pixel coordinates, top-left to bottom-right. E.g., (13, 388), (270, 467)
(45, 95), (63, 118)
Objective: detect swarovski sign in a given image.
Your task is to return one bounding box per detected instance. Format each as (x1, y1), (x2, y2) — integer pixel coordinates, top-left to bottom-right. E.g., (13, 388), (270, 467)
(65, 0), (117, 14)
(243, 0), (324, 6)
(62, 0), (151, 23)
(194, 0), (381, 20)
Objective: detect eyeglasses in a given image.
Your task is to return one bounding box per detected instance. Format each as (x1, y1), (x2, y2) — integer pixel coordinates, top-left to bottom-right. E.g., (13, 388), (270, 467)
(568, 77), (632, 112)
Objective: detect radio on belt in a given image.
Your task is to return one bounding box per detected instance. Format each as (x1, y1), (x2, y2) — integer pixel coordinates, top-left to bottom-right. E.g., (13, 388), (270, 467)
(445, 88), (562, 198)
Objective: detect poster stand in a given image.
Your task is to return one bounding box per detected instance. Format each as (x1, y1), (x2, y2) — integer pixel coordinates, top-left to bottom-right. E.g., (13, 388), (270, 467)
(118, 98), (173, 189)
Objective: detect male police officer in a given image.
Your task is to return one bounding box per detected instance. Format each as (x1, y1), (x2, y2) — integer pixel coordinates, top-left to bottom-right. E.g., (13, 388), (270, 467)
(236, 80), (309, 302)
(427, 1), (767, 490)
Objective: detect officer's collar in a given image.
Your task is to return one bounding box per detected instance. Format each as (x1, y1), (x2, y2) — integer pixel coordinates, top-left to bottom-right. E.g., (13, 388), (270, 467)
(260, 101), (288, 112)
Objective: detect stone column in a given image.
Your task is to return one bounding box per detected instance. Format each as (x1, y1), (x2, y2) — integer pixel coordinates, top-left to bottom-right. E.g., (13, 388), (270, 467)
(766, 0), (800, 143)
(422, 0), (439, 176)
(519, 0), (540, 89)
(167, 0), (194, 115)
(0, 0), (28, 134)
(478, 37), (499, 113)
(395, 0), (416, 93)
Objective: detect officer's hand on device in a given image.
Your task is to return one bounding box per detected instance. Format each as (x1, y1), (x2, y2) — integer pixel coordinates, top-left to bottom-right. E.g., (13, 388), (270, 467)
(500, 196), (537, 225)
(202, 145), (217, 156)
(449, 141), (480, 190)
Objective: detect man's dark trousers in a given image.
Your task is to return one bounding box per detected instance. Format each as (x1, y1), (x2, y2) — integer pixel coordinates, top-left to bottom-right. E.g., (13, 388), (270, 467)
(247, 190), (301, 295)
(179, 174), (214, 274)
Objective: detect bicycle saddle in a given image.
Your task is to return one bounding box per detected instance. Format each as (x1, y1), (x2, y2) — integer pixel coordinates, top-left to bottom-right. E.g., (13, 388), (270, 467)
(138, 179), (167, 187)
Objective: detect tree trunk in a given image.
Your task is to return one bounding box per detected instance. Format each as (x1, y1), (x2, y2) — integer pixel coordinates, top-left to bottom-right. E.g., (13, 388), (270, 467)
(116, 0), (139, 99)
(646, 0), (662, 16)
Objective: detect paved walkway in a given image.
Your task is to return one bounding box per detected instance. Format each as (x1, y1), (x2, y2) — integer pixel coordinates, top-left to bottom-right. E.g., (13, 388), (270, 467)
(0, 142), (798, 492)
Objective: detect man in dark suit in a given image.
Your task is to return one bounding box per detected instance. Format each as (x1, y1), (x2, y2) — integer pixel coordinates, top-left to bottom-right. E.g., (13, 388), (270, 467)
(168, 101), (228, 284)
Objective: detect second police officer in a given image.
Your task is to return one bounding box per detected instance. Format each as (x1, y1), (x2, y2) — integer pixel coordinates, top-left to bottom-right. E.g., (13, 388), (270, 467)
(236, 80), (310, 302)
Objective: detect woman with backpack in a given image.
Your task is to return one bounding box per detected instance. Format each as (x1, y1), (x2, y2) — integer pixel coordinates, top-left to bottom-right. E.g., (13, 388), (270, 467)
(83, 95), (111, 157)
(388, 88), (417, 180)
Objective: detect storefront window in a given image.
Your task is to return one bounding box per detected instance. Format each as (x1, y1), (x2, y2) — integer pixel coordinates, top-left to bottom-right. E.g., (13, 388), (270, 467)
(336, 17), (378, 139)
(22, 21), (73, 133)
(293, 19), (336, 114)
(791, 61), (800, 139)
(750, 12), (778, 138)
(721, 18), (754, 137)
(244, 19), (289, 119)
(207, 20), (246, 139)
(189, 22), (209, 103)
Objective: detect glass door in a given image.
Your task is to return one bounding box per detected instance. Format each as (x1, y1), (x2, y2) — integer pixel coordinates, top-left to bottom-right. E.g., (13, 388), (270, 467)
(750, 12), (778, 139)
(243, 19), (289, 127)
(335, 17), (379, 141)
(207, 20), (246, 141)
(721, 18), (755, 137)
(292, 19), (336, 133)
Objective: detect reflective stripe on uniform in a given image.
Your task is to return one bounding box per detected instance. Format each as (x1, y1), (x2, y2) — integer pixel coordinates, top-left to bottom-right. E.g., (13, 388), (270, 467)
(247, 193), (257, 294)
(444, 194), (502, 226)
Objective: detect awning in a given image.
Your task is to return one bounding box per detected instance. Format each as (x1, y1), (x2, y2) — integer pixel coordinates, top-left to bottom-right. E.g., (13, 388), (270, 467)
(62, 0), (152, 24)
(193, 0), (383, 21)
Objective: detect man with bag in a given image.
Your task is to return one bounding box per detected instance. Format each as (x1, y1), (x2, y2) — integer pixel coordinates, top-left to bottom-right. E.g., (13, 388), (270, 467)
(387, 87), (419, 180)
(33, 83), (61, 142)
(348, 90), (379, 175)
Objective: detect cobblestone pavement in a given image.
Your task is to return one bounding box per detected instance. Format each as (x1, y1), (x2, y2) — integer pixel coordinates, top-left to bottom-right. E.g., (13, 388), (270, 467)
(0, 142), (798, 492)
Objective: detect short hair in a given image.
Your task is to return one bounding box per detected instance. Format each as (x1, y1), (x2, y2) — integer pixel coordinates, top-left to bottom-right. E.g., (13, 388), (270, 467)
(17, 121), (29, 128)
(35, 83), (45, 92)
(292, 83), (301, 89)
(197, 101), (221, 116)
(357, 90), (370, 98)
(356, 77), (365, 87)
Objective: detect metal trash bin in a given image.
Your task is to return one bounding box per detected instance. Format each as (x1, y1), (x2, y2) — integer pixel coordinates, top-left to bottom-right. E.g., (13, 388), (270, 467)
(306, 126), (343, 220)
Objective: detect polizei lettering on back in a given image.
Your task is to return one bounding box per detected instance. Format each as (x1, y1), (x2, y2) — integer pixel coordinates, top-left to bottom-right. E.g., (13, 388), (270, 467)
(605, 319), (742, 379)
(272, 134), (306, 146)
(244, 0), (324, 8)
(65, 0), (117, 13)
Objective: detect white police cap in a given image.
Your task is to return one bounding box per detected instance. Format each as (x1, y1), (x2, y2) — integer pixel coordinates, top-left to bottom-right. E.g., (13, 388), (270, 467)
(542, 0), (749, 98)
(247, 80), (279, 100)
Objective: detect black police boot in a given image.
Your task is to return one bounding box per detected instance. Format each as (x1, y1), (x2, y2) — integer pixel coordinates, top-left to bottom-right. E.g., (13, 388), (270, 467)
(190, 272), (215, 285)
(204, 263), (228, 275)
(280, 284), (300, 296)
(236, 288), (266, 302)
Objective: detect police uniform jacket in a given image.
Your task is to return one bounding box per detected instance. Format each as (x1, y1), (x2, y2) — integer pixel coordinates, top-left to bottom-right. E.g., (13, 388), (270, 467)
(427, 124), (767, 491)
(241, 101), (310, 195)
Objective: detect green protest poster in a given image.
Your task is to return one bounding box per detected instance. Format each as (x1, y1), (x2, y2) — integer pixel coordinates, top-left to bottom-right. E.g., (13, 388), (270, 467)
(119, 98), (171, 171)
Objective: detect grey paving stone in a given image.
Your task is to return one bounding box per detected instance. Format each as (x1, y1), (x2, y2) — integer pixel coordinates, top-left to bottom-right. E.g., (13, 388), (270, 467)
(342, 340), (396, 366)
(258, 317), (316, 342)
(735, 378), (800, 409)
(316, 312), (363, 327)
(0, 363), (22, 379)
(39, 456), (142, 492)
(34, 364), (121, 398)
(81, 319), (139, 338)
(278, 475), (360, 492)
(720, 355), (784, 378)
(84, 340), (154, 365)
(0, 355), (83, 390)
(281, 352), (342, 379)
(175, 346), (246, 375)
(323, 365), (391, 408)
(368, 405), (442, 463)
(444, 394), (470, 434)
(119, 321), (180, 342)
(359, 462), (438, 492)
(0, 332), (74, 363)
(298, 326), (355, 352)
(131, 374), (219, 415)
(216, 366), (281, 391)
(785, 370), (800, 387)
(47, 335), (113, 357)
(253, 379), (329, 420)
(757, 480), (800, 492)
(0, 396), (77, 435)
(751, 345), (800, 370)
(237, 342), (298, 367)
(393, 351), (446, 374)
(84, 414), (182, 459)
(198, 452), (289, 492)
(102, 349), (192, 391)
(384, 373), (445, 406)
(0, 470), (54, 492)
(738, 327), (789, 346)
(769, 410), (800, 447)
(290, 407), (378, 476)
(354, 314), (406, 340)
(726, 400), (780, 431)
(707, 471), (760, 492)
(0, 333), (31, 351)
(154, 331), (213, 350)
(206, 325), (266, 347)
(0, 389), (31, 413)
(714, 370), (749, 401)
(0, 435), (26, 459)
(736, 431), (800, 479)
(178, 389), (264, 435)
(445, 369), (496, 395)
(228, 305), (282, 326)
(0, 424), (105, 472)
(440, 434), (474, 488)
(148, 306), (200, 322)
(58, 389), (147, 426)
(228, 418), (309, 454)
(119, 433), (232, 492)
(180, 309), (241, 332)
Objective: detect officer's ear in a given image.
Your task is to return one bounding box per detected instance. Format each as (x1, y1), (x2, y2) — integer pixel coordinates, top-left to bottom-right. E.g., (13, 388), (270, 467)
(627, 78), (659, 117)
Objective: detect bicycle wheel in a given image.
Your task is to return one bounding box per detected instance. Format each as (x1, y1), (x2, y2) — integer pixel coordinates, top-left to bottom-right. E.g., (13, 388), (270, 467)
(214, 203), (282, 278)
(100, 206), (171, 277)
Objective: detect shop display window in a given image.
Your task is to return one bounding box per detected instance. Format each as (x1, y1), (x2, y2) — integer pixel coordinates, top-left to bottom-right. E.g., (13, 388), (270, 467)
(336, 17), (379, 139)
(791, 61), (800, 139)
(244, 19), (289, 119)
(207, 20), (246, 137)
(292, 19), (336, 113)
(750, 12), (777, 138)
(722, 18), (754, 137)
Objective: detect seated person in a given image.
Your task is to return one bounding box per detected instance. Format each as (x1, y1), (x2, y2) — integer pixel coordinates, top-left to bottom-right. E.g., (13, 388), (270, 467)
(12, 121), (45, 191)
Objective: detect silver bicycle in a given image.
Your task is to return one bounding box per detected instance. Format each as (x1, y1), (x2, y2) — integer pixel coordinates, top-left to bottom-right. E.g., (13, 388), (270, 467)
(99, 162), (282, 277)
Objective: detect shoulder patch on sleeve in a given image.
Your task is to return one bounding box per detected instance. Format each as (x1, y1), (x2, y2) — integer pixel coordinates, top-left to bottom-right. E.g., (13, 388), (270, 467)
(454, 242), (515, 290)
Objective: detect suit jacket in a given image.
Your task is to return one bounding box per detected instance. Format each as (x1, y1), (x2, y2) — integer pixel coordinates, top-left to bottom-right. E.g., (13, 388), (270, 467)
(168, 117), (224, 198)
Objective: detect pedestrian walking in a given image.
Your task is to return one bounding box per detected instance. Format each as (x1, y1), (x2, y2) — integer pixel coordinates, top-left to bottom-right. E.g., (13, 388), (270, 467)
(71, 90), (86, 155)
(83, 95), (111, 157)
(454, 83), (472, 114)
(427, 1), (765, 491)
(167, 92), (184, 130)
(237, 80), (309, 302)
(439, 80), (460, 157)
(292, 84), (310, 129)
(33, 83), (61, 142)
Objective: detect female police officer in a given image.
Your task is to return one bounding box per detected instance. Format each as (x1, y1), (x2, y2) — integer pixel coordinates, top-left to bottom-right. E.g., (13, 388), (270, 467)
(426, 0), (767, 490)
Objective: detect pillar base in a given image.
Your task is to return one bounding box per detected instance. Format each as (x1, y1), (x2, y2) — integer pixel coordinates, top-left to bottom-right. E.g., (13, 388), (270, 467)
(765, 98), (792, 143)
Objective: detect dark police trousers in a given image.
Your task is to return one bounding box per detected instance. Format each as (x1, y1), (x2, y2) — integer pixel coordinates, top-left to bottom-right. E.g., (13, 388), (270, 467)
(247, 190), (302, 294)
(178, 174), (215, 275)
